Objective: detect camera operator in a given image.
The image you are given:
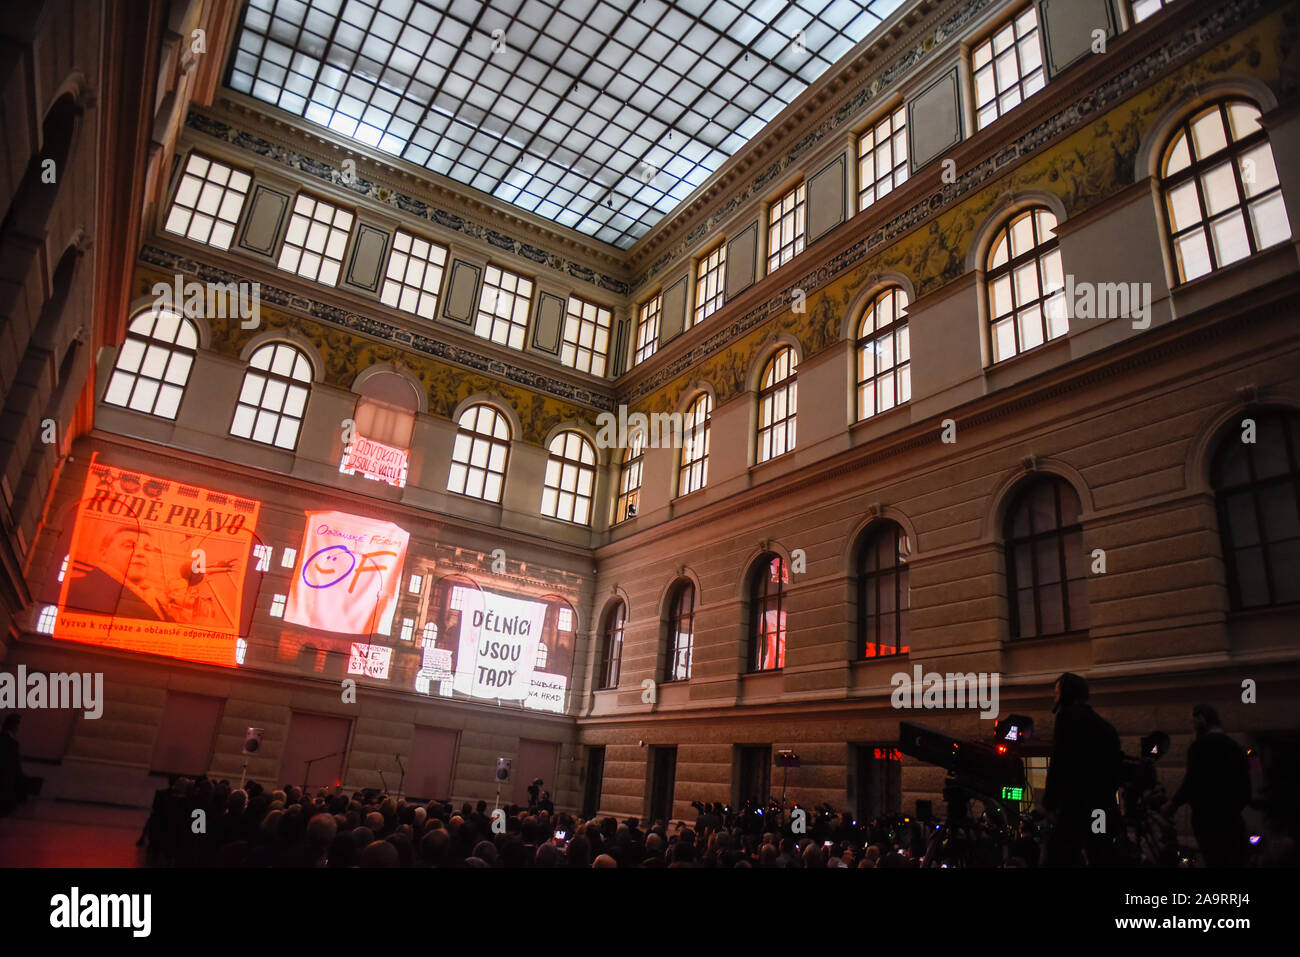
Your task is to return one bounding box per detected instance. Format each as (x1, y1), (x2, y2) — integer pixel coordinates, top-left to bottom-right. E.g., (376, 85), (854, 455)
(1041, 672), (1123, 866)
(1161, 704), (1251, 867)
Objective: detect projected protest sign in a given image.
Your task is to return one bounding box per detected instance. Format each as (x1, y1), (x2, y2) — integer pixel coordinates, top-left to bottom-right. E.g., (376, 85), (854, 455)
(451, 587), (548, 701)
(54, 462), (262, 666)
(339, 432), (409, 488)
(284, 510), (410, 635)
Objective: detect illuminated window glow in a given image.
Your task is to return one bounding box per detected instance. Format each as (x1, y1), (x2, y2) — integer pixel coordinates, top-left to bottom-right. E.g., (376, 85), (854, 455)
(103, 309), (199, 420)
(164, 153), (251, 250)
(381, 230), (447, 319)
(476, 265), (532, 350)
(277, 194), (354, 286)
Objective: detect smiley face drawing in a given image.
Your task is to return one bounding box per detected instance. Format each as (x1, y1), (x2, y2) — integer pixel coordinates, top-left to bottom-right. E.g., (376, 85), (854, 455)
(302, 545), (357, 589)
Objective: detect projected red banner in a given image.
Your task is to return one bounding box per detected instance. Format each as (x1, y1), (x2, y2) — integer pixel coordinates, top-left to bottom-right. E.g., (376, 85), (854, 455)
(54, 463), (262, 666)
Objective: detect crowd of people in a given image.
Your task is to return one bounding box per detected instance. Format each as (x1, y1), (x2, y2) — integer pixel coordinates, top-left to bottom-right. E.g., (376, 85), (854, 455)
(136, 778), (944, 868)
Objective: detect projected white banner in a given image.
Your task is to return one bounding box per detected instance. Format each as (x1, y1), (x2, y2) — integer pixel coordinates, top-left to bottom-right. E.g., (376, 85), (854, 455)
(452, 589), (548, 701)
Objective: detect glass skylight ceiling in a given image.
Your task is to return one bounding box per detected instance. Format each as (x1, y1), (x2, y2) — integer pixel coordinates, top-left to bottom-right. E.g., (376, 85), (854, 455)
(228, 0), (904, 249)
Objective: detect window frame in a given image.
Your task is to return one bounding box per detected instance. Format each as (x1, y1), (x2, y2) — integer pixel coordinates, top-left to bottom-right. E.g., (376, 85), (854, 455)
(1160, 99), (1290, 286)
(678, 393), (712, 497)
(228, 341), (313, 451)
(540, 430), (598, 526)
(971, 5), (1046, 131)
(664, 580), (696, 683)
(1212, 408), (1300, 611)
(561, 295), (614, 377)
(475, 264), (534, 350)
(614, 428), (645, 524)
(380, 228), (448, 320)
(693, 243), (727, 326)
(756, 346), (798, 464)
(749, 553), (788, 672)
(986, 207), (1067, 364)
(856, 287), (912, 421)
(1130, 0), (1175, 24)
(857, 522), (911, 659)
(103, 308), (200, 420)
(276, 192), (354, 287)
(767, 181), (807, 273)
(634, 294), (661, 366)
(447, 403), (512, 504)
(1004, 476), (1089, 640)
(857, 106), (908, 212)
(163, 152), (253, 251)
(597, 602), (626, 690)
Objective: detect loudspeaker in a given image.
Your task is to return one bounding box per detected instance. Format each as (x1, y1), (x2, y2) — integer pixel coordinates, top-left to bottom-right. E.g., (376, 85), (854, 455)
(495, 757), (512, 783)
(243, 728), (265, 756)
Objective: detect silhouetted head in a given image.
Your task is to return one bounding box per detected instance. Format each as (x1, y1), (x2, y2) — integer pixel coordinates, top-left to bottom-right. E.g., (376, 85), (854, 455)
(1052, 672), (1089, 713)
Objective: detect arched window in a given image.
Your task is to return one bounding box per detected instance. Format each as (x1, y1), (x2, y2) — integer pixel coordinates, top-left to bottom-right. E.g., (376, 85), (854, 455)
(352, 372), (420, 447)
(597, 601), (626, 690)
(678, 393), (712, 496)
(664, 580), (696, 682)
(103, 308), (199, 419)
(856, 287), (910, 420)
(1005, 476), (1089, 639)
(447, 404), (511, 503)
(986, 207), (1067, 363)
(542, 430), (597, 525)
(614, 428), (645, 523)
(1161, 99), (1291, 284)
(757, 347), (798, 463)
(1212, 409), (1300, 610)
(230, 342), (313, 449)
(858, 522), (911, 658)
(749, 553), (788, 672)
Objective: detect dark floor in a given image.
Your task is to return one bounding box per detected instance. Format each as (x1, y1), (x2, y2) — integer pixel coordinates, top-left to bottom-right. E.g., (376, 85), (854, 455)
(0, 799), (146, 867)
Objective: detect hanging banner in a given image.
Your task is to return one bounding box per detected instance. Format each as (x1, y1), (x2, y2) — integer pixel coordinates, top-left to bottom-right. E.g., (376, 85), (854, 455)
(339, 433), (409, 488)
(451, 588), (548, 701)
(54, 462), (262, 667)
(347, 643), (392, 679)
(284, 510), (409, 635)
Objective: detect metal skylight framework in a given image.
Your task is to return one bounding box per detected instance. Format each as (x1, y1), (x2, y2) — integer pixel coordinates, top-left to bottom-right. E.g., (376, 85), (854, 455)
(228, 0), (904, 248)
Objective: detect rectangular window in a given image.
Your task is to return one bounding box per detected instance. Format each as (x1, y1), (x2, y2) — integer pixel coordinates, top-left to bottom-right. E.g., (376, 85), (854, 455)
(634, 295), (661, 365)
(767, 182), (807, 272)
(269, 594), (287, 617)
(408, 574), (423, 595)
(858, 106), (908, 211)
(399, 618), (415, 642)
(693, 243), (727, 326)
(164, 153), (252, 251)
(475, 265), (532, 350)
(277, 194), (354, 286)
(280, 548), (297, 568)
(561, 296), (613, 377)
(1131, 0), (1174, 23)
(381, 230), (447, 319)
(972, 6), (1045, 130)
(253, 544), (273, 571)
